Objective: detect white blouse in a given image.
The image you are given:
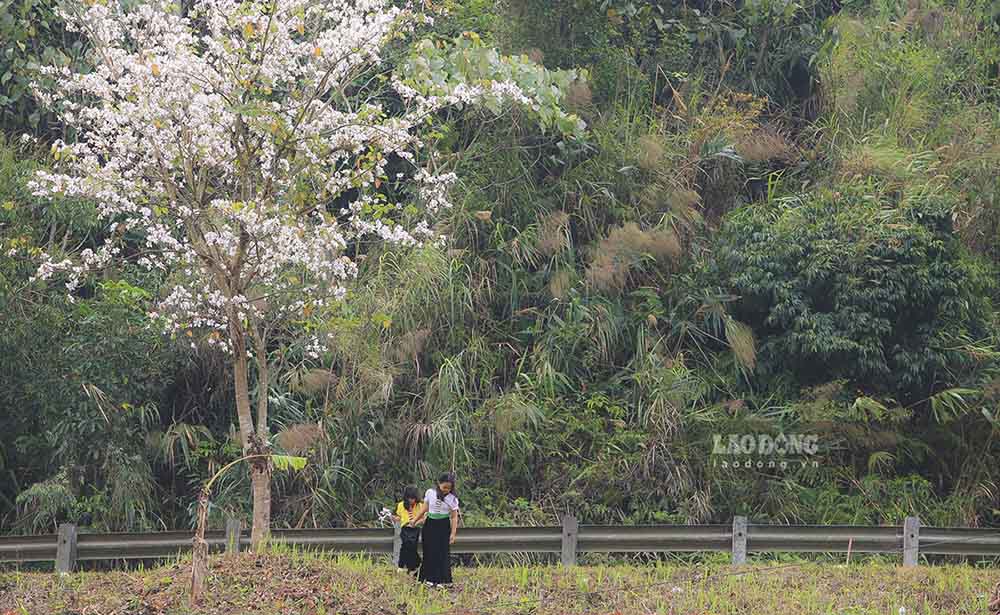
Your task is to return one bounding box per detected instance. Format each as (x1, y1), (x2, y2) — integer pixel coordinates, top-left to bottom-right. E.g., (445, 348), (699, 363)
(424, 488), (459, 516)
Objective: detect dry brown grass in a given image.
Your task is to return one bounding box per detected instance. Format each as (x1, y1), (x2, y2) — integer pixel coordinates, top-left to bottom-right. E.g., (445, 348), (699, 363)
(736, 126), (798, 164)
(723, 317), (757, 372)
(547, 269), (574, 300)
(565, 80), (593, 110)
(290, 368), (336, 396)
(535, 211), (571, 257)
(825, 17), (868, 115)
(394, 328), (432, 369)
(585, 223), (681, 293)
(275, 423), (322, 454)
(637, 185), (702, 227)
(637, 135), (666, 172)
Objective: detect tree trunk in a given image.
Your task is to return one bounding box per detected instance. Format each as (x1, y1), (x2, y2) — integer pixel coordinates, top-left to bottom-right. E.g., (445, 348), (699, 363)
(249, 324), (272, 550)
(190, 489), (209, 603)
(250, 461), (272, 548)
(231, 325), (256, 450)
(229, 320), (271, 550)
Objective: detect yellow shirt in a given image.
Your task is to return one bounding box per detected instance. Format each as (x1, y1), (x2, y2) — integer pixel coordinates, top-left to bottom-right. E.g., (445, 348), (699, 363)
(396, 501), (418, 525)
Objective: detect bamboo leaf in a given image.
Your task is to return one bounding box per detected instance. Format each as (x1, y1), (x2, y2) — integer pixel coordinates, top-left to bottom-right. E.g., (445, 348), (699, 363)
(272, 455), (308, 472)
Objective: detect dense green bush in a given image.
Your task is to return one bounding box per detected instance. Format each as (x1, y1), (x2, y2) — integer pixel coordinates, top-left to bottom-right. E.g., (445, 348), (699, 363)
(707, 190), (995, 401)
(0, 139), (189, 531)
(498, 0), (833, 110)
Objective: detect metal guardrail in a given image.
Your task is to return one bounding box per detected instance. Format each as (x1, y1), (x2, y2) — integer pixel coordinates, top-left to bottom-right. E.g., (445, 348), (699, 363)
(747, 524), (901, 553)
(0, 534), (58, 563)
(78, 530), (230, 561)
(1, 516), (997, 573)
(578, 524), (732, 553)
(920, 527), (1000, 556)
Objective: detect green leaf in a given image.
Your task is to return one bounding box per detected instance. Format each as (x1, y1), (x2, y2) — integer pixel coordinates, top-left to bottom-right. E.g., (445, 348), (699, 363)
(928, 387), (977, 423)
(272, 455), (307, 472)
(851, 396), (889, 420)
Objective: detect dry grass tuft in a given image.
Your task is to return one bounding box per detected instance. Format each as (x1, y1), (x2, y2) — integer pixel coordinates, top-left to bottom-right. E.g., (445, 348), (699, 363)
(824, 18), (868, 114)
(547, 269), (574, 300)
(836, 141), (927, 186)
(805, 381), (847, 402)
(394, 328), (432, 365)
(585, 223), (682, 293)
(292, 368), (336, 395)
(637, 135), (666, 172)
(670, 187), (701, 211)
(276, 422), (322, 454)
(565, 79), (593, 110)
(536, 211), (571, 257)
(723, 317), (757, 372)
(736, 126), (798, 163)
(639, 186), (702, 223)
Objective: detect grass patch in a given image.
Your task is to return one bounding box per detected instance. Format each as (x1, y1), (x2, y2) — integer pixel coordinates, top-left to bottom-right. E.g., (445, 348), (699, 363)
(1, 552), (997, 614)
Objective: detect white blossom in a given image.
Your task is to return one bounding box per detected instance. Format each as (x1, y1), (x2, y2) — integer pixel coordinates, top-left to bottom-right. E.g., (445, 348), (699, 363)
(29, 0), (542, 356)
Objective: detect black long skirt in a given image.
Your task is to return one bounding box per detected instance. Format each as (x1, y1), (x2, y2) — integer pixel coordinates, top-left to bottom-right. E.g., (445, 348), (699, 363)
(418, 517), (452, 584)
(398, 526), (421, 571)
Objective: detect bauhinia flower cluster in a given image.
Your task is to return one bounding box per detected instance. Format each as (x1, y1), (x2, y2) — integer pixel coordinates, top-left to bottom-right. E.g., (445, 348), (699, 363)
(30, 0), (583, 351)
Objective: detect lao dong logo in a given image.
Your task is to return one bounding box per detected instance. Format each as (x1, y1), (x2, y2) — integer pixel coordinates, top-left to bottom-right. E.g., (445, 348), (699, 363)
(711, 433), (820, 471)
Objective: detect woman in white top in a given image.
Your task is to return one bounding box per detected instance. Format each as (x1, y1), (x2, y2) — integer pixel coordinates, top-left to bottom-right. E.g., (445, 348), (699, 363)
(411, 472), (459, 587)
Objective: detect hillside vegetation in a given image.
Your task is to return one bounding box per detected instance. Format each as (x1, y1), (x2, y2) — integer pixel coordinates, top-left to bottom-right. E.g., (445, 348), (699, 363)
(1, 0), (999, 534)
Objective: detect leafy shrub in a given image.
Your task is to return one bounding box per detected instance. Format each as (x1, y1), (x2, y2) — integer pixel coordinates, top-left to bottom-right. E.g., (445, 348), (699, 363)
(14, 470), (75, 533)
(705, 189), (996, 402)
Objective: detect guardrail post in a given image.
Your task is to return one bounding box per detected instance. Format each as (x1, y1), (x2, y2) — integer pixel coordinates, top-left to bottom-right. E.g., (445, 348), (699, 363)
(731, 516), (747, 565)
(392, 522), (402, 567)
(226, 517), (242, 554)
(56, 523), (77, 574)
(561, 514), (578, 567)
(903, 516), (920, 567)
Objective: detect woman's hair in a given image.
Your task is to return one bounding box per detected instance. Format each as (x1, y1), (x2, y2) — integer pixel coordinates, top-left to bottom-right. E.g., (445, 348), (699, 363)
(402, 485), (420, 511)
(433, 472), (457, 502)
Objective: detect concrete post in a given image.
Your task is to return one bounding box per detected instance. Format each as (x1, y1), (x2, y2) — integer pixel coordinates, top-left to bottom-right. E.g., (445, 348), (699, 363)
(561, 514), (578, 567)
(903, 516), (920, 567)
(56, 523), (77, 574)
(732, 516), (748, 565)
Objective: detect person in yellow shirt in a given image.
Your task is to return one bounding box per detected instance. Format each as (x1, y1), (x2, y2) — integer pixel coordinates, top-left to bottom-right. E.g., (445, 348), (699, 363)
(392, 485), (423, 573)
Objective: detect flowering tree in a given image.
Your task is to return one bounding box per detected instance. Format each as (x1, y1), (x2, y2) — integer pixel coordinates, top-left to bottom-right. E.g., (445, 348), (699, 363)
(30, 0), (584, 547)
